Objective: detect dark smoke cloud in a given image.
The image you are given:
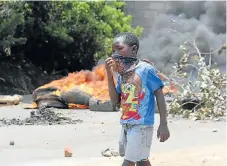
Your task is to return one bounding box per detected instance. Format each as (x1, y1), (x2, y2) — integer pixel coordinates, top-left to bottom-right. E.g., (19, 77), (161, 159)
(167, 1), (206, 19)
(201, 1), (226, 34)
(139, 1), (226, 75)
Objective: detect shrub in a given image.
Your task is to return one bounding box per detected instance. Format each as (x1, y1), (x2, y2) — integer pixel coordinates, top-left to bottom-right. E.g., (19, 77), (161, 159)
(169, 41), (226, 120)
(0, 1), (143, 72)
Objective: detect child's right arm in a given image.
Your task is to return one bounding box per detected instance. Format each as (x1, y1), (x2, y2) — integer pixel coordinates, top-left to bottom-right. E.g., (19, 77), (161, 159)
(105, 57), (121, 108)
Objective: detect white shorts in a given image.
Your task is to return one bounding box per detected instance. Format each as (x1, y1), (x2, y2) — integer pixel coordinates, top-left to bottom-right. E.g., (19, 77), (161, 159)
(119, 124), (154, 163)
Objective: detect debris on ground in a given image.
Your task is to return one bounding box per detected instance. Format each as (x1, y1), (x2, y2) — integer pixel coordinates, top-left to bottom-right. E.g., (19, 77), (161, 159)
(101, 148), (119, 157)
(9, 141), (15, 146)
(0, 106), (83, 126)
(0, 95), (23, 105)
(64, 147), (73, 157)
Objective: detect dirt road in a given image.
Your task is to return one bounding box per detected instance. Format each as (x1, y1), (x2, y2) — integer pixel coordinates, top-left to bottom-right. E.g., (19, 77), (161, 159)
(0, 105), (226, 166)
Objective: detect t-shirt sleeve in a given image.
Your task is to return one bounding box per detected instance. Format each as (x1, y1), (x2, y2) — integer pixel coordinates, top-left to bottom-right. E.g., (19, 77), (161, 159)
(116, 75), (121, 94)
(147, 68), (164, 93)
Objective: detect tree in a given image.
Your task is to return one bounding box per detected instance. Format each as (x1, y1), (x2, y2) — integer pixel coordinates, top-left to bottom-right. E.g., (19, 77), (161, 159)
(0, 1), (143, 72)
(0, 2), (26, 57)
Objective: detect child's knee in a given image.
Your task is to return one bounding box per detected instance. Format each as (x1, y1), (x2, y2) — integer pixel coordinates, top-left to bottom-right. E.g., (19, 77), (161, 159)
(136, 160), (151, 166)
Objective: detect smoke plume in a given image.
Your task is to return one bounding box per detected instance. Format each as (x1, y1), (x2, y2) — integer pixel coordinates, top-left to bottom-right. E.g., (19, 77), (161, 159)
(139, 1), (226, 74)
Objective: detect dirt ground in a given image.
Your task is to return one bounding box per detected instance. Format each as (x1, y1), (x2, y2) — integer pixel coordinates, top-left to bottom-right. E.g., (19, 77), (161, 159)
(0, 103), (226, 166)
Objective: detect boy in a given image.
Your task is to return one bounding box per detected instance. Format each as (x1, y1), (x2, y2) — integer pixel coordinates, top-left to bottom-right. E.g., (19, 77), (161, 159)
(105, 32), (170, 166)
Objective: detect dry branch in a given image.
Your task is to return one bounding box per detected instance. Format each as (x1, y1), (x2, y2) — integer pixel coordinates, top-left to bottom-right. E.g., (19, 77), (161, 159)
(169, 40), (226, 120)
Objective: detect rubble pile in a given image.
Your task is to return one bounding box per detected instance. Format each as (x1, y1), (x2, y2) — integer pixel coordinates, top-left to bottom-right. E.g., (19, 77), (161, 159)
(0, 106), (83, 126)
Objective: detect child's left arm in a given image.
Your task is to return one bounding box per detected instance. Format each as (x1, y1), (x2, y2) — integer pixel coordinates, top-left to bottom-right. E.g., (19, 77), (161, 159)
(155, 89), (170, 142)
(147, 68), (170, 142)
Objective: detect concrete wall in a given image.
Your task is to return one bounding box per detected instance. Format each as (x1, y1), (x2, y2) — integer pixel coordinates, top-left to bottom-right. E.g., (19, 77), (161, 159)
(124, 1), (170, 37)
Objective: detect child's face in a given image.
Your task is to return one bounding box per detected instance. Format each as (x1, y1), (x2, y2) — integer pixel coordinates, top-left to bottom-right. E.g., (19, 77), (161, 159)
(112, 37), (136, 57)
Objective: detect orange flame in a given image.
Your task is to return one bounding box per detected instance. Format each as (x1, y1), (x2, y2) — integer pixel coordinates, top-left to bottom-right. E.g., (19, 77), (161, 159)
(39, 64), (110, 101)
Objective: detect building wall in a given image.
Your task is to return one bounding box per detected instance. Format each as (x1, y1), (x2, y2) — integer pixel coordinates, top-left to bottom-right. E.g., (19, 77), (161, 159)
(124, 1), (170, 37)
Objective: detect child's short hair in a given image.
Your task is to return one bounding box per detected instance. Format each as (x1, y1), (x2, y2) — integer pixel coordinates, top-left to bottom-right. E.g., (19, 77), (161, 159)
(114, 32), (139, 51)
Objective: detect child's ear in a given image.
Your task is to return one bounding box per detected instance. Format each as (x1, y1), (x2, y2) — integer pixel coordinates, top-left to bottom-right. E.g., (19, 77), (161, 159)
(132, 45), (138, 55)
(132, 45), (137, 51)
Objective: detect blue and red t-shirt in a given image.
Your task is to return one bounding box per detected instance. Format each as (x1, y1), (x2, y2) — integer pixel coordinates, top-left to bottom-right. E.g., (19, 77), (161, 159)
(115, 61), (164, 126)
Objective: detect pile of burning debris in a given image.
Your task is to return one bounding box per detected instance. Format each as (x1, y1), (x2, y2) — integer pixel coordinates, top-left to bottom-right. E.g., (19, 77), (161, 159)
(23, 65), (118, 112)
(0, 106), (83, 126)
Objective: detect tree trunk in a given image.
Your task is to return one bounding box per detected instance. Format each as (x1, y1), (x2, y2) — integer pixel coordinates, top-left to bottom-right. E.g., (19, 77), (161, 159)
(0, 95), (23, 105)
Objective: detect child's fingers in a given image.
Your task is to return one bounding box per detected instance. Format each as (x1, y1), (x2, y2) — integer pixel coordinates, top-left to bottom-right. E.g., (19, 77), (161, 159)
(105, 58), (113, 65)
(106, 57), (113, 61)
(106, 59), (114, 66)
(160, 134), (166, 142)
(160, 134), (169, 142)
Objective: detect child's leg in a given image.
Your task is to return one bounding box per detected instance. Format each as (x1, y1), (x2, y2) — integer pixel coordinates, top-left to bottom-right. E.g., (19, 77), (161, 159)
(121, 159), (151, 166)
(120, 126), (135, 166)
(124, 125), (153, 164)
(136, 160), (152, 166)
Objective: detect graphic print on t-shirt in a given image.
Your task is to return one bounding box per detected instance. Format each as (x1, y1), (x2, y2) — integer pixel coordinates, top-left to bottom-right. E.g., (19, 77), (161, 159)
(120, 71), (145, 120)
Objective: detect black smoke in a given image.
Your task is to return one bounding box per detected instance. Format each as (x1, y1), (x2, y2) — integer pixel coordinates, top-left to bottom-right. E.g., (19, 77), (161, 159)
(139, 1), (226, 74)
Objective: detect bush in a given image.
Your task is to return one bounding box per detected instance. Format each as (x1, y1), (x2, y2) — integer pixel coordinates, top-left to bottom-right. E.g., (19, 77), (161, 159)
(0, 2), (26, 56)
(0, 1), (143, 72)
(169, 42), (226, 120)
